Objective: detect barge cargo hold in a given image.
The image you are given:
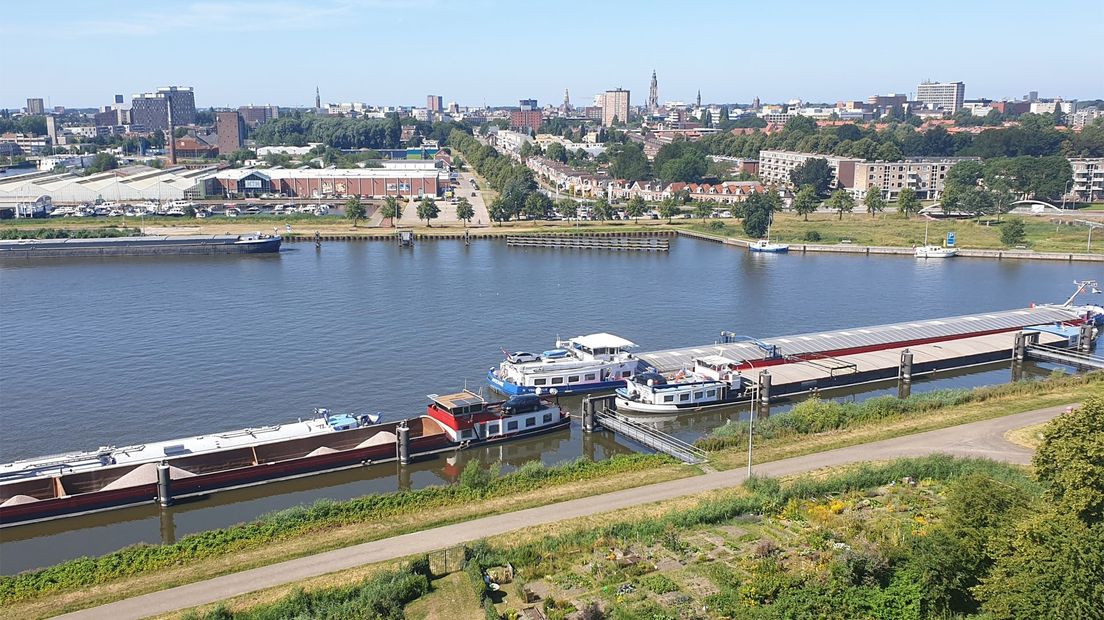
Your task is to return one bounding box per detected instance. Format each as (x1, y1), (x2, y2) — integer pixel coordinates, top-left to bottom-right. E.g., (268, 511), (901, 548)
(0, 392), (566, 527)
(0, 233), (281, 258)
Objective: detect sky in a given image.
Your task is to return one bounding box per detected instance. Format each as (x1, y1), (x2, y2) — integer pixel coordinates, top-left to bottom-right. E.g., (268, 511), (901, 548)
(3, 0), (1102, 110)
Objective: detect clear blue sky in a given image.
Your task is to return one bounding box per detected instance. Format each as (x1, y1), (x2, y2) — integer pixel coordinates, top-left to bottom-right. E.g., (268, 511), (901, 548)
(4, 0), (1102, 110)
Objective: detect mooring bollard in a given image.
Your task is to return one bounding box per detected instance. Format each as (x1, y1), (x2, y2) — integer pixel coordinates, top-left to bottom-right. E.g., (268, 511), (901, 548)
(396, 423), (410, 465)
(1080, 323), (1095, 352)
(757, 370), (771, 417)
(1013, 331), (1026, 361)
(900, 350), (914, 383)
(156, 462), (172, 507)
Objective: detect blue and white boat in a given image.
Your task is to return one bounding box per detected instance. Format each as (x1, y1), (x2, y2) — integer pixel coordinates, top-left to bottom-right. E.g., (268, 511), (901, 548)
(749, 239), (789, 253)
(487, 333), (641, 395)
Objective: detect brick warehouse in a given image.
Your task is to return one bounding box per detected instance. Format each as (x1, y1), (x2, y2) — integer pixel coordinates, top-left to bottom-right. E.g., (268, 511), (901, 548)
(211, 167), (444, 199)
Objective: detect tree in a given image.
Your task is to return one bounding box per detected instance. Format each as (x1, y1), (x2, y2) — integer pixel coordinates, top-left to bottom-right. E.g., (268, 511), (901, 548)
(380, 196), (403, 227)
(607, 142), (650, 182)
(999, 219), (1026, 246)
(488, 197), (510, 224)
(875, 142), (903, 162)
(545, 142), (568, 164)
(897, 187), (921, 219)
(556, 198), (578, 220)
(953, 187), (995, 220)
(693, 200), (714, 219)
(701, 110), (712, 128)
(625, 195), (646, 222)
(792, 185), (819, 221)
(1032, 396), (1104, 524)
(826, 189), (855, 220)
(658, 197), (680, 223)
(416, 197), (440, 227)
(345, 196), (366, 227)
(863, 188), (886, 218)
(592, 198), (613, 221)
(789, 158), (833, 196)
(87, 152), (119, 173)
(523, 192), (552, 220)
(741, 193), (776, 238)
(455, 198), (474, 225)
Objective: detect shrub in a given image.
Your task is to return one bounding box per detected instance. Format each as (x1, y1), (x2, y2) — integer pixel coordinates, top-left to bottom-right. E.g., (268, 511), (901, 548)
(803, 230), (822, 242)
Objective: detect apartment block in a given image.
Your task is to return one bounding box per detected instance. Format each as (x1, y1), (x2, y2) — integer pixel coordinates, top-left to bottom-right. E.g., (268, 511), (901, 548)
(757, 150), (863, 189)
(239, 105), (279, 127)
(850, 158), (979, 200)
(131, 86), (196, 131)
(26, 98), (45, 115)
(1069, 158), (1104, 202)
(601, 89), (630, 127)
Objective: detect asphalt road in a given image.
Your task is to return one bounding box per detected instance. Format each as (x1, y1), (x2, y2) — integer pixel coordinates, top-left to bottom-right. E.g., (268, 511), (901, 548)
(54, 404), (1069, 620)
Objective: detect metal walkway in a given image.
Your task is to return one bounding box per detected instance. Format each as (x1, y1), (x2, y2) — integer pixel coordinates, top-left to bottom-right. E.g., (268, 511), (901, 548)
(1026, 344), (1104, 370)
(595, 411), (708, 465)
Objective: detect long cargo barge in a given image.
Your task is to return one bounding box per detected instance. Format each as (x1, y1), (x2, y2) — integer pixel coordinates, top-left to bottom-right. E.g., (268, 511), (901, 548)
(0, 233), (281, 258)
(0, 392), (568, 527)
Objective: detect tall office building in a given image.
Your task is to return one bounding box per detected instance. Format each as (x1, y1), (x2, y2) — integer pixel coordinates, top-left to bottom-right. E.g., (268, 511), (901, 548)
(216, 111), (245, 155)
(131, 86), (196, 131)
(26, 98), (45, 115)
(519, 99), (538, 110)
(601, 89), (630, 127)
(916, 81), (965, 114)
(648, 70), (658, 114)
(427, 95), (443, 113)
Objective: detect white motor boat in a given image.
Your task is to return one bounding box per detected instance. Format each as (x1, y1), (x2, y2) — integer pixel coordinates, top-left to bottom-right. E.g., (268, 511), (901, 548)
(615, 355), (750, 414)
(914, 245), (958, 258)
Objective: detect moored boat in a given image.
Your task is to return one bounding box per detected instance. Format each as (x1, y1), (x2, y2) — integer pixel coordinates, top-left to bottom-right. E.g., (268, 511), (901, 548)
(487, 333), (641, 395)
(615, 355), (751, 414)
(914, 245), (958, 258)
(749, 239), (790, 253)
(425, 390), (570, 444)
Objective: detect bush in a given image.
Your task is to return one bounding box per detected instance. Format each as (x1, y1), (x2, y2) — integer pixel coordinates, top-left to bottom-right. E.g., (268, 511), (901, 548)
(803, 230), (822, 242)
(999, 219), (1026, 246)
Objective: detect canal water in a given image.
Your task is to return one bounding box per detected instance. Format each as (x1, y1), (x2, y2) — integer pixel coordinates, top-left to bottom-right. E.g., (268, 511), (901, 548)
(0, 237), (1091, 572)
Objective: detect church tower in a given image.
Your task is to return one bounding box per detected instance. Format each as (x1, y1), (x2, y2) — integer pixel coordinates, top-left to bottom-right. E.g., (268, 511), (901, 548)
(648, 70), (658, 114)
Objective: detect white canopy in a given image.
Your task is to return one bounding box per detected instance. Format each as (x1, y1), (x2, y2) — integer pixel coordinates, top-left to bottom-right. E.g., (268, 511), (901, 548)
(570, 333), (637, 350)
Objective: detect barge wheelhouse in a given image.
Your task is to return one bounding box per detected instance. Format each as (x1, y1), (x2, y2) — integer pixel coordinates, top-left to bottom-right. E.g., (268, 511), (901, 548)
(616, 355), (750, 414)
(425, 391), (569, 443)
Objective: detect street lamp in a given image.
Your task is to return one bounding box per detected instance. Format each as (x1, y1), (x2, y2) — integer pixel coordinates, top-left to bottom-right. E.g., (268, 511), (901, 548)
(747, 382), (759, 478)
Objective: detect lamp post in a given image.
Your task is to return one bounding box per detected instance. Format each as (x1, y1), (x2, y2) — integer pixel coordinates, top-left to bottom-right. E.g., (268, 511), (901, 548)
(747, 382), (758, 479)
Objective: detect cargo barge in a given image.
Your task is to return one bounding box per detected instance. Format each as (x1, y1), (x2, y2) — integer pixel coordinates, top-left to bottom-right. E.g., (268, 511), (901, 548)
(0, 233), (281, 259)
(0, 392), (567, 527)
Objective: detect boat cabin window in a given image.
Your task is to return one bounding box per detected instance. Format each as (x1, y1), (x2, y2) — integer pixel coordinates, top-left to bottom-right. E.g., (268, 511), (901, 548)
(488, 423), (500, 434)
(694, 392), (704, 399)
(534, 379), (547, 386)
(551, 377), (564, 385)
(585, 373), (596, 380)
(568, 375), (579, 383)
(543, 413), (553, 423)
(460, 429), (475, 440)
(525, 417), (536, 428)
(663, 395), (674, 403)
(679, 393), (690, 402)
(507, 421), (518, 431)
(621, 371), (632, 378)
(706, 390), (716, 397)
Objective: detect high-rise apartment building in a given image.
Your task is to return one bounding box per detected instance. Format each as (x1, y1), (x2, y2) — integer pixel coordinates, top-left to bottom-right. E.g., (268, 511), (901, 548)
(427, 95), (443, 113)
(519, 99), (538, 110)
(26, 98), (45, 115)
(916, 81), (965, 114)
(216, 111), (245, 156)
(131, 86), (196, 131)
(601, 89), (630, 127)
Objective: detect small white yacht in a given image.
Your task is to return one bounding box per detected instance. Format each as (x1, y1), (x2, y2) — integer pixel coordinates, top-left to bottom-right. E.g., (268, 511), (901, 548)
(488, 333), (640, 395)
(615, 355), (750, 414)
(915, 222), (957, 258)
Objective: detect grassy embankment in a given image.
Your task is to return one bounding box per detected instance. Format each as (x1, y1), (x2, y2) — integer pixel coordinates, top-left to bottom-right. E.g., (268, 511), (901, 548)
(2, 371), (1100, 619)
(1, 206), (1099, 253)
(687, 211), (1101, 253)
(168, 454), (1046, 620)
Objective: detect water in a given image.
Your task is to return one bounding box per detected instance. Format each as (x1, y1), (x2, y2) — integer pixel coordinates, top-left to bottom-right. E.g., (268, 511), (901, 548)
(0, 238), (1092, 572)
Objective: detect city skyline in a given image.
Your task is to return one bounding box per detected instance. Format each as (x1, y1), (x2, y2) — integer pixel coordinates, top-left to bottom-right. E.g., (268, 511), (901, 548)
(4, 0), (1103, 110)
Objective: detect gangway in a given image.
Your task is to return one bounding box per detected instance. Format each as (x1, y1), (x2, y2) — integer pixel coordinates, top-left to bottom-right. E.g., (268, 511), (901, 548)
(581, 395), (707, 464)
(1026, 343), (1104, 370)
(596, 412), (708, 464)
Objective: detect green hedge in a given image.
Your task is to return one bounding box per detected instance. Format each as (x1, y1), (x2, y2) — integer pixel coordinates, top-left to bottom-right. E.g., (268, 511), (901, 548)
(0, 227), (141, 240)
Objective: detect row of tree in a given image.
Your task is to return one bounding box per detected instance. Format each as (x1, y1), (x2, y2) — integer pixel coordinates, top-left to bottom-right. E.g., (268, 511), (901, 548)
(448, 129), (545, 222)
(250, 112), (403, 149)
(702, 114), (1104, 161)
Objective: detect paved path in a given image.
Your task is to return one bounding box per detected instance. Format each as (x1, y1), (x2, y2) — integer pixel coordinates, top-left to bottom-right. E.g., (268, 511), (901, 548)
(55, 405), (1068, 620)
